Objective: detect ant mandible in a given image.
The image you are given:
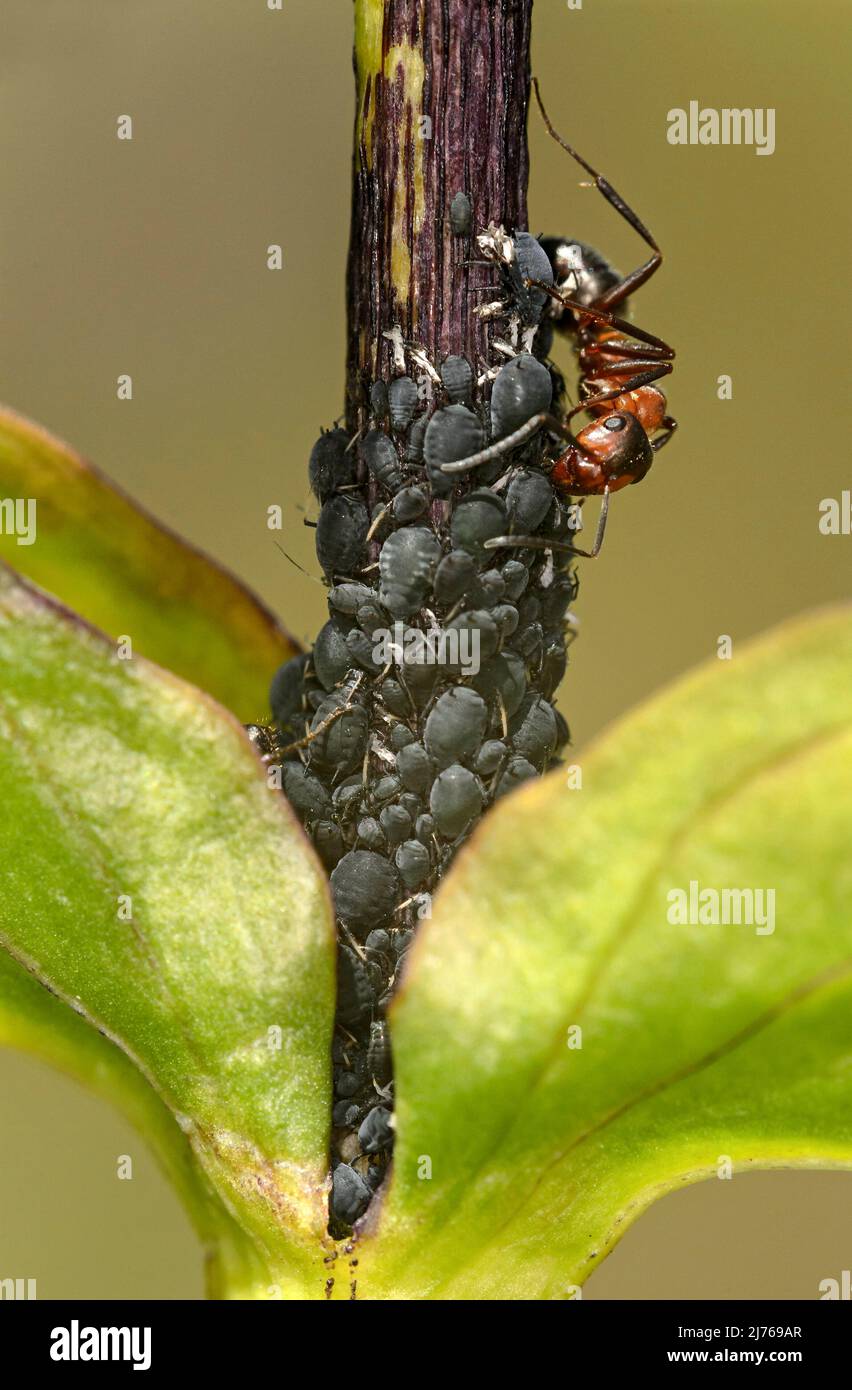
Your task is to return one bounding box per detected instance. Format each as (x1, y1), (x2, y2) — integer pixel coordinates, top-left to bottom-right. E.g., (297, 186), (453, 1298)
(443, 78), (677, 558)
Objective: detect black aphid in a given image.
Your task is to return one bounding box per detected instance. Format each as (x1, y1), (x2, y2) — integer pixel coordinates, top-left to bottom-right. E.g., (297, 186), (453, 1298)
(429, 764), (483, 838)
(424, 405), (484, 494)
(315, 494), (369, 578)
(330, 850), (401, 933)
(440, 354), (474, 404)
(308, 428), (354, 502)
(358, 1107), (394, 1154)
(387, 376), (419, 432)
(490, 353), (553, 439)
(505, 470), (554, 531)
(331, 1164), (372, 1226)
(378, 527), (442, 618)
(449, 190), (472, 237)
(362, 429), (405, 493)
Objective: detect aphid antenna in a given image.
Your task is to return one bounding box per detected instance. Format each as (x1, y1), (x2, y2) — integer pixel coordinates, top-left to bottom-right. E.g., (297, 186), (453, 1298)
(273, 540), (324, 585)
(496, 690), (508, 738)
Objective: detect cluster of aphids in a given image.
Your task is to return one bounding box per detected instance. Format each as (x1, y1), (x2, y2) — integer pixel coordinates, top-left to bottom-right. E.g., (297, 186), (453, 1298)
(253, 87), (675, 1234)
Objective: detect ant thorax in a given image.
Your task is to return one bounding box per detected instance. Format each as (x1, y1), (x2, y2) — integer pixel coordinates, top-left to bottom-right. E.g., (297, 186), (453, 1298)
(540, 237), (623, 317)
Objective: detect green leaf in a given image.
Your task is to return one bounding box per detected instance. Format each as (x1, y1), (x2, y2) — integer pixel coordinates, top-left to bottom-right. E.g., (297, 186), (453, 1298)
(0, 948), (208, 1228)
(0, 950), (272, 1296)
(355, 605), (852, 1299)
(0, 406), (298, 720)
(0, 566), (335, 1296)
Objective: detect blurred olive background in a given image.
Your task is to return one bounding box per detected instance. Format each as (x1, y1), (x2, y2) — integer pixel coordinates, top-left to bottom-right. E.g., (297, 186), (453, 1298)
(1, 0), (849, 1299)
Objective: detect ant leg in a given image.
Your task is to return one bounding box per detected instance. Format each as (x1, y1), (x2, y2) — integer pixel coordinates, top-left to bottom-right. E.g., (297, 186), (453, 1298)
(567, 364), (672, 419)
(581, 342), (671, 365)
(533, 77), (663, 312)
(484, 488), (610, 559)
(533, 81), (659, 253)
(595, 257), (661, 313)
(440, 411), (574, 476)
(572, 486), (610, 557)
(528, 278), (675, 359)
(651, 417), (678, 452)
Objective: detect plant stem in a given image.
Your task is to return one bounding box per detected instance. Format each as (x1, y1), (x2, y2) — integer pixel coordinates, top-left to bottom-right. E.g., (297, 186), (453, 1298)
(269, 0), (575, 1244)
(347, 0), (533, 422)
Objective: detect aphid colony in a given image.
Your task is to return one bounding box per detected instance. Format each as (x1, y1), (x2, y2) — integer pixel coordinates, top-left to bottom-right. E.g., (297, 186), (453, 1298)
(260, 93), (675, 1232)
(263, 349), (578, 1228)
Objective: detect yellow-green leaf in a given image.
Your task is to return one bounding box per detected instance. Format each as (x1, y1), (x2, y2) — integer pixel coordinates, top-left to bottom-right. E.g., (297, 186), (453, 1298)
(0, 566), (334, 1296)
(353, 606), (852, 1299)
(0, 406), (297, 720)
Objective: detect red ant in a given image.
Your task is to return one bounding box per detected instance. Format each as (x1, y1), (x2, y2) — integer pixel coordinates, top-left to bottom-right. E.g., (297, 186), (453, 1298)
(443, 79), (677, 557)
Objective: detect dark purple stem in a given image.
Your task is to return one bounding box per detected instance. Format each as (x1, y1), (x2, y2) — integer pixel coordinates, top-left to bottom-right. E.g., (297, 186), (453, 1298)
(346, 0), (533, 427)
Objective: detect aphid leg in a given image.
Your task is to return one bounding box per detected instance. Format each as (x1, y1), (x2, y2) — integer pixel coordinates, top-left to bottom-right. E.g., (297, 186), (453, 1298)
(276, 677), (363, 757)
(483, 487), (610, 559)
(393, 664), (418, 715)
(366, 501), (392, 541)
(339, 921), (368, 960)
(374, 659), (394, 685)
(496, 690), (508, 738)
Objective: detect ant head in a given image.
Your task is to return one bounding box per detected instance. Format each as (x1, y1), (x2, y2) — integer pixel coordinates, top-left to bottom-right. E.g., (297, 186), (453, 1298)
(540, 237), (622, 318)
(577, 411), (654, 485)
